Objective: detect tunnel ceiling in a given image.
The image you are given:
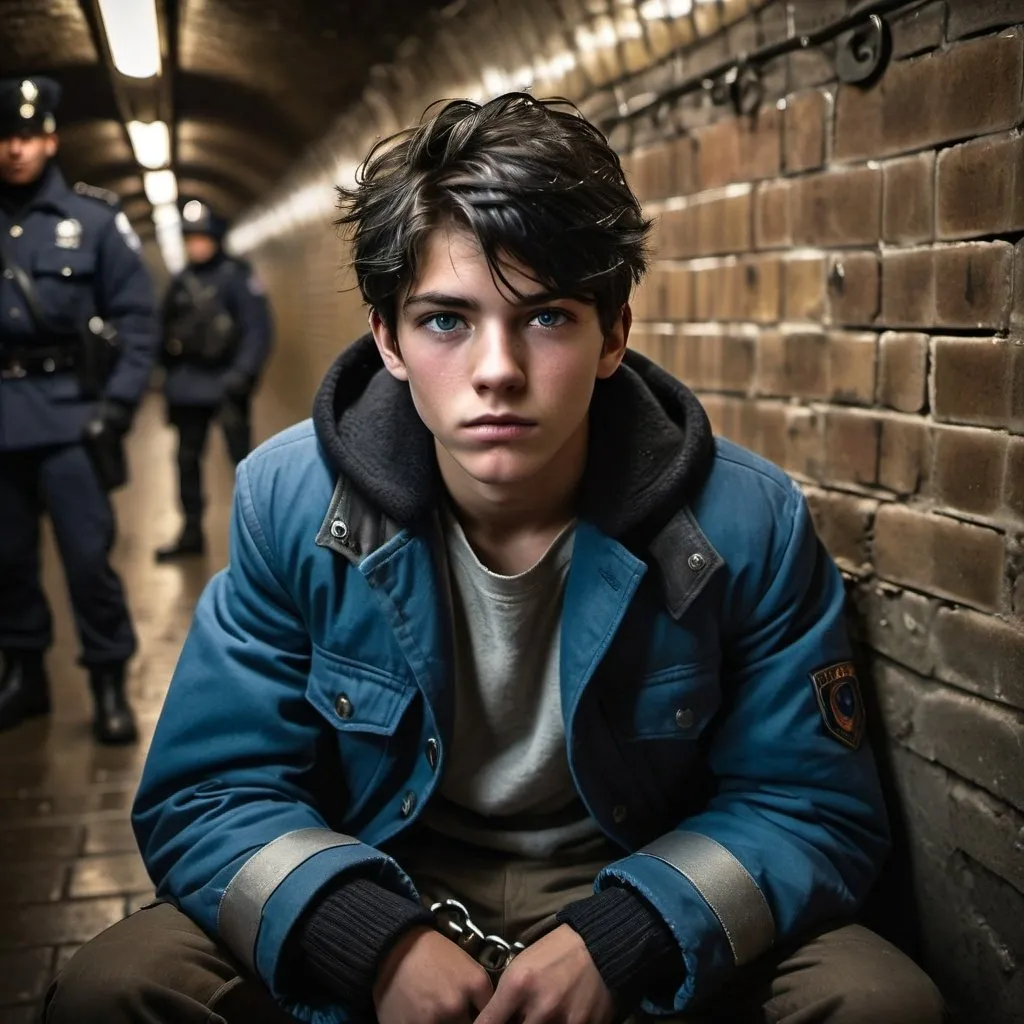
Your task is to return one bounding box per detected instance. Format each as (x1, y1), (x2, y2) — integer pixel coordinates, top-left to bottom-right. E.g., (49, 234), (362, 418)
(0, 0), (455, 229)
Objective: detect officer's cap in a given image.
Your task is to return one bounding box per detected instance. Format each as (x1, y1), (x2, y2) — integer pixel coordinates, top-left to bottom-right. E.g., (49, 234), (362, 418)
(0, 76), (61, 139)
(180, 198), (228, 240)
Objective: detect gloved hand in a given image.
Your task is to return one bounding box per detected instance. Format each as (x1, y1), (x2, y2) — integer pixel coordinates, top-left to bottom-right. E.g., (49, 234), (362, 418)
(221, 368), (251, 397)
(82, 400), (133, 490)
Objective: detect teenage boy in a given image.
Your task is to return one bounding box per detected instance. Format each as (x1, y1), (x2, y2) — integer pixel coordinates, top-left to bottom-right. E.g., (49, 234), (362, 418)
(47, 93), (946, 1024)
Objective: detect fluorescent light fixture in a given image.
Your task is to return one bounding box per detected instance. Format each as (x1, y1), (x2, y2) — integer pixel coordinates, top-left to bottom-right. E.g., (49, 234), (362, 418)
(97, 0), (161, 79)
(143, 169), (177, 206)
(151, 202), (180, 228)
(127, 120), (170, 169)
(155, 213), (186, 274)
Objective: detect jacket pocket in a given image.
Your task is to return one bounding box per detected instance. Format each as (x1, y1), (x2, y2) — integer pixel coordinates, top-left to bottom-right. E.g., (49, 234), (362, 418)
(33, 250), (96, 326)
(306, 646), (415, 736)
(615, 662), (722, 742)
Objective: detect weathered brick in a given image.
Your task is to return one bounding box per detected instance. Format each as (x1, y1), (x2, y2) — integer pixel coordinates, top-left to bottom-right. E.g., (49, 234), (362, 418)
(782, 405), (824, 480)
(788, 46), (835, 92)
(744, 255), (783, 323)
(947, 0), (1024, 41)
(878, 331), (928, 413)
(824, 409), (880, 485)
(784, 254), (826, 320)
(949, 781), (1024, 897)
(852, 583), (938, 673)
(663, 265), (694, 320)
(883, 152), (935, 244)
(693, 190), (754, 256)
(790, 0), (846, 35)
(931, 605), (1024, 711)
(756, 329), (829, 398)
(665, 329), (700, 383)
(889, 1), (947, 60)
(932, 336), (1015, 428)
(932, 426), (1009, 518)
(695, 107), (782, 189)
(835, 30), (1024, 162)
(693, 260), (740, 321)
(747, 400), (788, 466)
(804, 488), (878, 575)
(1007, 438), (1024, 518)
(629, 143), (673, 202)
(791, 166), (882, 246)
(879, 417), (932, 494)
(828, 331), (877, 405)
(938, 134), (1024, 240)
(708, 333), (757, 392)
(826, 252), (880, 326)
(632, 268), (664, 321)
(880, 248), (934, 327)
(874, 504), (1006, 611)
(670, 134), (700, 196)
(784, 90), (829, 173)
(754, 179), (792, 249)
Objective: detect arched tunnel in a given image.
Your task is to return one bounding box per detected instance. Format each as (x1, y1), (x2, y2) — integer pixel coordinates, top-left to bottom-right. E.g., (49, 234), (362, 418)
(0, 1), (1022, 1021)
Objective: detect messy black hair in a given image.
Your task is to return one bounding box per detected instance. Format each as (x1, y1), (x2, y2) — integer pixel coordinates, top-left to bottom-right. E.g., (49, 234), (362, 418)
(336, 92), (651, 334)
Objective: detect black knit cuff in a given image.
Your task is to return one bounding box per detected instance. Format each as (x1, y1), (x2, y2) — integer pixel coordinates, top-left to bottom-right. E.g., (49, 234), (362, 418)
(299, 877), (433, 1008)
(556, 886), (682, 1004)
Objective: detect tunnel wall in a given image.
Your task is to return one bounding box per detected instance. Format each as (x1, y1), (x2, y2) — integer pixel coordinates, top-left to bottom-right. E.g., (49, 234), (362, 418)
(244, 3), (1024, 1019)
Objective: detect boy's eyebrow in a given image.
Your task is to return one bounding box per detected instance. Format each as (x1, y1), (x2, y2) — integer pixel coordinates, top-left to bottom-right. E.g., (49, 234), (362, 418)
(403, 289), (563, 309)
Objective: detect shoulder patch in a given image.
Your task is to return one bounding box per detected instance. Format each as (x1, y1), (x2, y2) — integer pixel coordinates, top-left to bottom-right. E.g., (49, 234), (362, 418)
(247, 271), (266, 296)
(73, 181), (120, 207)
(809, 661), (864, 750)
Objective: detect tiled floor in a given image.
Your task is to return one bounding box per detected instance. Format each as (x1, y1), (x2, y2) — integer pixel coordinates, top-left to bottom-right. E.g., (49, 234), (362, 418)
(0, 395), (240, 1021)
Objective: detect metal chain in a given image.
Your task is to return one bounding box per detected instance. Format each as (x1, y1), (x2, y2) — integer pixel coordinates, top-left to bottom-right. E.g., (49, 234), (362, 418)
(430, 898), (526, 983)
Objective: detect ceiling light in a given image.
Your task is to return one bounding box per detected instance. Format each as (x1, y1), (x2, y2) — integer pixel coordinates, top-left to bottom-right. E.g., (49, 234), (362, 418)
(144, 169), (177, 206)
(151, 202), (180, 228)
(127, 120), (170, 169)
(97, 0), (161, 79)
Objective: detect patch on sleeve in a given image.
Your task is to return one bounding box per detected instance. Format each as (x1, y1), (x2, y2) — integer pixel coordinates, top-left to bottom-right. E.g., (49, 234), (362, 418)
(73, 181), (119, 206)
(246, 272), (265, 296)
(809, 661), (864, 750)
(114, 211), (142, 251)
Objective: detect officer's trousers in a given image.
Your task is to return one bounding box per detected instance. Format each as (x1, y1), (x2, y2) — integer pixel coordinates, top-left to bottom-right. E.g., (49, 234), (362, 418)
(46, 832), (949, 1023)
(0, 444), (135, 665)
(169, 397), (251, 524)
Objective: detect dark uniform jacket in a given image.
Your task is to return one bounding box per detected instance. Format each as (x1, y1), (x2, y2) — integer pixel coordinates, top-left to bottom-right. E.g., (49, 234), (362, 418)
(161, 250), (273, 408)
(0, 164), (159, 450)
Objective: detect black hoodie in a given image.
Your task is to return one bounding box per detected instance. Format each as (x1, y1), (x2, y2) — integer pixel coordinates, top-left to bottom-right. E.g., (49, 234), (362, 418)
(297, 334), (715, 1013)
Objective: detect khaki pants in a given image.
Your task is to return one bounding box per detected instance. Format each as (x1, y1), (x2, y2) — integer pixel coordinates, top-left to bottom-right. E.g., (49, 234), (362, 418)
(45, 832), (948, 1023)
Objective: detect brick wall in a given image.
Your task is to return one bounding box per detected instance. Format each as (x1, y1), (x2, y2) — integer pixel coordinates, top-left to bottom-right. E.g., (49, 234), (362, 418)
(245, 2), (1024, 1019)
(622, 5), (1024, 1019)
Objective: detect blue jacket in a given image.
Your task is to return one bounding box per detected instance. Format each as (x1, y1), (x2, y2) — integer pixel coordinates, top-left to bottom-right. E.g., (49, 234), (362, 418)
(0, 165), (159, 450)
(133, 336), (889, 1022)
(161, 251), (273, 407)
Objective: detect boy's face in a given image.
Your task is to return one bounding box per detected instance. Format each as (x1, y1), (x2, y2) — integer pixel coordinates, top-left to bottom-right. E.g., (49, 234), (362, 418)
(371, 225), (628, 499)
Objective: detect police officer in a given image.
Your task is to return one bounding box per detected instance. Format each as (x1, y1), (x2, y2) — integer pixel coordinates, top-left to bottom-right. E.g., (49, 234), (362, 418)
(0, 76), (159, 744)
(154, 198), (273, 560)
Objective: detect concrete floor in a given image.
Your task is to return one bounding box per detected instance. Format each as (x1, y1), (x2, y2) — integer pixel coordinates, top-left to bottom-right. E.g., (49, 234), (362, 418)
(0, 394), (243, 1021)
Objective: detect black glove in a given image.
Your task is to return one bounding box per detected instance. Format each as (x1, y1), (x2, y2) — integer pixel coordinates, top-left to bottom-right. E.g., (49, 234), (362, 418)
(221, 368), (251, 397)
(82, 400), (133, 490)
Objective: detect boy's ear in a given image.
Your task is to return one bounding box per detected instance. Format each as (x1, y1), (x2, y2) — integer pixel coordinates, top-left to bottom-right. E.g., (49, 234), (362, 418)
(369, 308), (408, 381)
(597, 303), (631, 379)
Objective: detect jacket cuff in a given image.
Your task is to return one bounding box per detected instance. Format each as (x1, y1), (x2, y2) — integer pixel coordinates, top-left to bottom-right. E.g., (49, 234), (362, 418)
(556, 886), (682, 1006)
(299, 877), (434, 1008)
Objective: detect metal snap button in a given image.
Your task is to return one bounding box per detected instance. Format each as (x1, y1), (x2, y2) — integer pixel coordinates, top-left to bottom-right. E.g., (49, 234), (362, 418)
(9, 308), (20, 319)
(2, 269), (12, 279)
(334, 693), (353, 719)
(675, 708), (694, 729)
(330, 518), (349, 541)
(425, 737), (439, 770)
(9, 225), (22, 238)
(612, 804), (628, 824)
(400, 791), (417, 817)
(61, 266), (72, 277)
(687, 552), (706, 572)
(42, 357), (55, 373)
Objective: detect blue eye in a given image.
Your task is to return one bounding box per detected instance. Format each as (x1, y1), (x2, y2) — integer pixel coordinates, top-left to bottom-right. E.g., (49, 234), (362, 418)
(532, 309), (568, 328)
(422, 313), (464, 334)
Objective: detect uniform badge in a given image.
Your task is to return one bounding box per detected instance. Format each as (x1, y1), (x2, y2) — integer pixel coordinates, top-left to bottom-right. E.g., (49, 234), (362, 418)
(809, 661), (864, 750)
(114, 211), (142, 252)
(54, 218), (82, 250)
(247, 273), (265, 296)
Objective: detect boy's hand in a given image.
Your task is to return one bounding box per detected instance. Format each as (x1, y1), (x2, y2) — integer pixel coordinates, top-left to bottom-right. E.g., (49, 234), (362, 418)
(373, 925), (493, 1024)
(474, 924), (616, 1024)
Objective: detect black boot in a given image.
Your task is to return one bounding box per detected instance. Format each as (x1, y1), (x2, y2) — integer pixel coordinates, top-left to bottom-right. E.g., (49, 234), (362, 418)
(154, 521), (205, 562)
(89, 663), (137, 745)
(0, 650), (51, 731)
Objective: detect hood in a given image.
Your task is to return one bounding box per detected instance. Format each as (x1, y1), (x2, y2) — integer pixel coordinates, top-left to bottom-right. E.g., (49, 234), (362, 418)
(312, 333), (713, 542)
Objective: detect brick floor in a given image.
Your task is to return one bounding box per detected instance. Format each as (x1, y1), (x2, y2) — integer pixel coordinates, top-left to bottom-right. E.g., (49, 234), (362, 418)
(0, 396), (239, 1021)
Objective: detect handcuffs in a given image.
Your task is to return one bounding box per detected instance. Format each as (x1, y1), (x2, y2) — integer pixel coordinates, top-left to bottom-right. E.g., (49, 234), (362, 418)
(430, 898), (526, 984)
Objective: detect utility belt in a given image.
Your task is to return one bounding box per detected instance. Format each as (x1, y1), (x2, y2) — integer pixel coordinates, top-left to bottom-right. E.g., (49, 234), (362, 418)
(0, 343), (79, 379)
